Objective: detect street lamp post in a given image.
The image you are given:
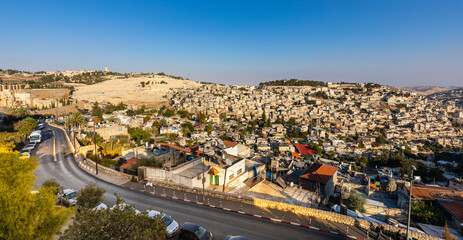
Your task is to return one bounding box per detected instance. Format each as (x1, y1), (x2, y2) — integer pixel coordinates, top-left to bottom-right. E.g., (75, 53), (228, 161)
(93, 124), (99, 175)
(406, 165), (417, 240)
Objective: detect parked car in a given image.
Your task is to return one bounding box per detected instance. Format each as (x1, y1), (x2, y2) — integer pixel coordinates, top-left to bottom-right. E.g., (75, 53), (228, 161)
(179, 222), (212, 240)
(110, 203), (141, 214)
(93, 202), (108, 211)
(225, 235), (252, 240)
(59, 189), (77, 207)
(147, 210), (179, 238)
(36, 123), (45, 130)
(24, 142), (37, 150)
(20, 149), (30, 158)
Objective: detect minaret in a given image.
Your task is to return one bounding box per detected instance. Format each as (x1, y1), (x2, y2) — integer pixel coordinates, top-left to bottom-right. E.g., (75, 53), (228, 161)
(105, 65), (108, 72)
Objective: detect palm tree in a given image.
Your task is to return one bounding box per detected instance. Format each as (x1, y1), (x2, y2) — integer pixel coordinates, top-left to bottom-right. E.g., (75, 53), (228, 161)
(66, 112), (86, 136)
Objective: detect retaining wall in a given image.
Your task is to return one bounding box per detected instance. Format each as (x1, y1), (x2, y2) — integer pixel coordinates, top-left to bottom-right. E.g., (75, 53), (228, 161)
(254, 198), (441, 240)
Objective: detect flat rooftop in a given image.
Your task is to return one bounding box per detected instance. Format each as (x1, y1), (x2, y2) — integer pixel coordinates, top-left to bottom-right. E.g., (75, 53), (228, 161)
(176, 162), (207, 178)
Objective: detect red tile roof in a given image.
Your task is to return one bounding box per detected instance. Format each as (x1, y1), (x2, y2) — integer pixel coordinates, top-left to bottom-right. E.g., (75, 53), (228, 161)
(223, 140), (238, 148)
(438, 200), (463, 222)
(153, 143), (185, 151)
(406, 184), (463, 200)
(121, 157), (138, 169)
(300, 163), (337, 184)
(185, 145), (200, 153)
(294, 144), (316, 156)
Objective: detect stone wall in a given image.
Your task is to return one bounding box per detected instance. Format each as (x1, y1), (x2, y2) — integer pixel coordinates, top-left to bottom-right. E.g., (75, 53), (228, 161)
(77, 154), (132, 181)
(253, 198), (440, 240)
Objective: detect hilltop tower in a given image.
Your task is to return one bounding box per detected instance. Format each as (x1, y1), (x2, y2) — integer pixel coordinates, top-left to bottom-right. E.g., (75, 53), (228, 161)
(105, 65), (109, 72)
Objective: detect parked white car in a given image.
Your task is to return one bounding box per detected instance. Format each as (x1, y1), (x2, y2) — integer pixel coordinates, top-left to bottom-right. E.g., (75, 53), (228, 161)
(60, 189), (77, 207)
(20, 149), (30, 158)
(93, 202), (108, 211)
(24, 142), (37, 151)
(110, 203), (141, 214)
(147, 210), (180, 238)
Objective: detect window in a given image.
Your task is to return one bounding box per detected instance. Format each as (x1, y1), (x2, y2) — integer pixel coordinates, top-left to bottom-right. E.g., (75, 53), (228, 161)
(237, 168), (243, 175)
(229, 174), (234, 180)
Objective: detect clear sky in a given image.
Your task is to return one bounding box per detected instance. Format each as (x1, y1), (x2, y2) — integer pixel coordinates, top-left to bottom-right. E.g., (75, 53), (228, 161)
(0, 0), (462, 86)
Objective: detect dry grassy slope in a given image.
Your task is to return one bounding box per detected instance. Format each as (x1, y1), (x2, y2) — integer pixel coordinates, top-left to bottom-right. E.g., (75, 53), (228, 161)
(72, 76), (202, 108)
(0, 73), (37, 84)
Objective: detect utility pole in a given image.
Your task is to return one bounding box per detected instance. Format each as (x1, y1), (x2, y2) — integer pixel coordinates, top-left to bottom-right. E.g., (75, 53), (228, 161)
(93, 124), (99, 175)
(406, 165), (417, 240)
(202, 144), (205, 201)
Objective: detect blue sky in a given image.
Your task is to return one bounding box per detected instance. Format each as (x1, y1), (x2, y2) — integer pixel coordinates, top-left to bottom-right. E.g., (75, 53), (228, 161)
(0, 0), (462, 86)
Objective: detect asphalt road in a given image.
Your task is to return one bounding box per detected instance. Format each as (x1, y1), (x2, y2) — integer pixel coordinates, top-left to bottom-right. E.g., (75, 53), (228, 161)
(33, 124), (343, 240)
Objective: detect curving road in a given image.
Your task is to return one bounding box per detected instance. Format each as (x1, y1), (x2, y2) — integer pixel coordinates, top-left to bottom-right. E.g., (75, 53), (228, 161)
(33, 124), (343, 240)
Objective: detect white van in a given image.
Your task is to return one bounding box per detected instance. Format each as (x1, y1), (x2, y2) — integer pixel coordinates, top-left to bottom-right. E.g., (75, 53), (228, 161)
(29, 130), (42, 143)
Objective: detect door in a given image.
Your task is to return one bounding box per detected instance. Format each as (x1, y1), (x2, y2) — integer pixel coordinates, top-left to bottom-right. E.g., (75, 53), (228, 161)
(214, 175), (219, 185)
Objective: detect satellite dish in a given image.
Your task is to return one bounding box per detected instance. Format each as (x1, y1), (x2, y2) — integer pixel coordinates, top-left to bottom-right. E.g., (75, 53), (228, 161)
(225, 159), (232, 166)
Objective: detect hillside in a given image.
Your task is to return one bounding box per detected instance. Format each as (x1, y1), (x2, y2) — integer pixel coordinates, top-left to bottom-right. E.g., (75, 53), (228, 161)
(72, 75), (202, 108)
(403, 86), (460, 96)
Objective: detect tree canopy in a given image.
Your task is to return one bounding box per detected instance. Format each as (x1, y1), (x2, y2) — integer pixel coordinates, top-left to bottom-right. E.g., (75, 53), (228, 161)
(77, 182), (106, 209)
(128, 127), (152, 145)
(347, 190), (366, 213)
(61, 197), (166, 240)
(0, 151), (72, 239)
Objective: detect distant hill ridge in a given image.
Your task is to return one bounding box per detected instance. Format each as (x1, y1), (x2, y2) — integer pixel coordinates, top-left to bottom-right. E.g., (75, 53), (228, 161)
(259, 79), (327, 87)
(402, 86), (460, 96)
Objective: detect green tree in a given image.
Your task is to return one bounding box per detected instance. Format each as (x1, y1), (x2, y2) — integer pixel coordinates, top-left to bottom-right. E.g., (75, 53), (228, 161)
(286, 117), (297, 126)
(400, 160), (427, 177)
(14, 117), (37, 138)
(61, 197), (165, 240)
(8, 106), (30, 118)
(42, 178), (62, 195)
(182, 121), (195, 134)
(0, 152), (72, 239)
(197, 112), (207, 124)
(91, 102), (103, 119)
(77, 182), (105, 209)
(177, 110), (191, 119)
(205, 123), (213, 136)
(309, 142), (322, 155)
(163, 109), (176, 117)
(348, 190), (366, 212)
(411, 201), (438, 224)
(67, 112), (86, 133)
(128, 127), (152, 145)
(375, 135), (386, 144)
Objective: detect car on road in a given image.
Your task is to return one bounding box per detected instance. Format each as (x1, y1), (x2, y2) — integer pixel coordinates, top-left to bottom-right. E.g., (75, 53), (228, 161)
(93, 202), (108, 211)
(147, 210), (179, 238)
(225, 236), (252, 240)
(178, 222), (212, 240)
(110, 203), (141, 214)
(36, 123), (45, 130)
(24, 142), (37, 151)
(60, 189), (77, 207)
(20, 149), (30, 158)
